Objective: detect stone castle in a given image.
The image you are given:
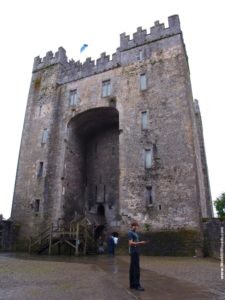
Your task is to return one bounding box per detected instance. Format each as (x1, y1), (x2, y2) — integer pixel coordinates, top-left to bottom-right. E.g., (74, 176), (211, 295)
(11, 15), (213, 244)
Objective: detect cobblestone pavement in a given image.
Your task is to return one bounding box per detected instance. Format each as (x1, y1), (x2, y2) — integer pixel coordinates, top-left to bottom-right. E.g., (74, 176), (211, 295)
(0, 254), (135, 300)
(119, 256), (225, 299)
(0, 253), (224, 300)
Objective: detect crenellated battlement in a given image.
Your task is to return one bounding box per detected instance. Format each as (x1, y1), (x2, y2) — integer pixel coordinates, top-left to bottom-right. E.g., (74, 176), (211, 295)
(33, 15), (182, 82)
(33, 47), (68, 71)
(60, 50), (121, 83)
(119, 15), (181, 51)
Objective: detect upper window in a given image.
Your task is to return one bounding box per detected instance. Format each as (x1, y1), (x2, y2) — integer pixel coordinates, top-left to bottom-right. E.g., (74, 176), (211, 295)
(37, 162), (44, 177)
(69, 90), (78, 106)
(140, 73), (147, 91)
(41, 129), (48, 144)
(146, 186), (153, 205)
(95, 185), (98, 202)
(141, 111), (148, 130)
(145, 149), (152, 169)
(34, 199), (40, 213)
(102, 80), (111, 97)
(138, 50), (144, 61)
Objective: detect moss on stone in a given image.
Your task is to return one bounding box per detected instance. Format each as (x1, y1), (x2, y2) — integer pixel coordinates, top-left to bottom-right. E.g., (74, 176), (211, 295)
(12, 239), (29, 252)
(116, 229), (202, 256)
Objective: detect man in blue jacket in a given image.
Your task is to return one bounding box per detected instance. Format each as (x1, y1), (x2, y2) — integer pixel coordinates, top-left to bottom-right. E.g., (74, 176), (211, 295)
(128, 221), (148, 291)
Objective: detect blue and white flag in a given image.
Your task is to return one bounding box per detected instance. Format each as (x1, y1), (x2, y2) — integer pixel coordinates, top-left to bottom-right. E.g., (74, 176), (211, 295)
(80, 44), (88, 53)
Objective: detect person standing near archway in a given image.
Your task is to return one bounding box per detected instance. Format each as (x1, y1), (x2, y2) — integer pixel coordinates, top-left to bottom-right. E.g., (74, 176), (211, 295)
(128, 221), (148, 291)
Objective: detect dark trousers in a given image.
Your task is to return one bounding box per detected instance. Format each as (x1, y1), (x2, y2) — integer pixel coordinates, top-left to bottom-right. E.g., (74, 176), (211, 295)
(108, 245), (115, 255)
(129, 251), (140, 288)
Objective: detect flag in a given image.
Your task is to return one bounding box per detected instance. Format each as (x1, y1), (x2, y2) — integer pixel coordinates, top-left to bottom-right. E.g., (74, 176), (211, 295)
(80, 44), (88, 53)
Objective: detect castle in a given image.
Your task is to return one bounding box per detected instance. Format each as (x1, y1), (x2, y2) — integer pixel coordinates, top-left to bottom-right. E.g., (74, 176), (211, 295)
(11, 15), (213, 246)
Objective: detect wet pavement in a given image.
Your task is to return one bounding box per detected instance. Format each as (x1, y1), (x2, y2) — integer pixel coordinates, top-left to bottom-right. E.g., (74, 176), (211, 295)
(0, 253), (224, 300)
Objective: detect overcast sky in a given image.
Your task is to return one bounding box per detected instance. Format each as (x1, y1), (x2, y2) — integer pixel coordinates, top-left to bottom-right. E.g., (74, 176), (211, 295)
(0, 0), (224, 218)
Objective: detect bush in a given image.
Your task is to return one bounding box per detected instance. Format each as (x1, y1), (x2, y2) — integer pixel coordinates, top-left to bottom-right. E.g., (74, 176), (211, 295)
(214, 192), (225, 220)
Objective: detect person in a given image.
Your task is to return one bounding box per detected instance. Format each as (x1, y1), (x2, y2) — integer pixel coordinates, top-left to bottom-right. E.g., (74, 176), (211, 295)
(113, 234), (118, 247)
(97, 236), (104, 254)
(108, 234), (115, 255)
(128, 221), (148, 291)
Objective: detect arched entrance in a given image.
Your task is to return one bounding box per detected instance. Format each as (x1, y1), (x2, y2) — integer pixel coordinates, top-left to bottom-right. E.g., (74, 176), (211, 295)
(97, 204), (105, 216)
(63, 107), (119, 226)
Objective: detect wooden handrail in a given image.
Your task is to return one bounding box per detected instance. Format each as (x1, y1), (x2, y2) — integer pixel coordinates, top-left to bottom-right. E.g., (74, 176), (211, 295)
(28, 217), (96, 255)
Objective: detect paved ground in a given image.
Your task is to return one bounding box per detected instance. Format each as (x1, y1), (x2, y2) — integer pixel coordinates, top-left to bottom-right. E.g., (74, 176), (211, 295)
(0, 253), (224, 300)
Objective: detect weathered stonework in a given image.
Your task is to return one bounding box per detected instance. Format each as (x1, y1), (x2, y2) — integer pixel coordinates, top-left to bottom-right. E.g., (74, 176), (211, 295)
(0, 220), (13, 251)
(11, 15), (213, 243)
(203, 219), (225, 259)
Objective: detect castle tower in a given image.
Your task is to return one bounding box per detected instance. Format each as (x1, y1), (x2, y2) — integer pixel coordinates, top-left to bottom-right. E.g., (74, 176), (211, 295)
(11, 15), (213, 245)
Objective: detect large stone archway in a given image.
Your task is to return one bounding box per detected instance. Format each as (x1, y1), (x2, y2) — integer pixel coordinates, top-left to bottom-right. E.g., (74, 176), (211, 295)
(63, 107), (119, 226)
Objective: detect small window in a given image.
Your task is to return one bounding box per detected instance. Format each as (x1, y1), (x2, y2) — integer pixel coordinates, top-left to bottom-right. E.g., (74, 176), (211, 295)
(39, 105), (42, 116)
(139, 50), (144, 61)
(140, 73), (147, 91)
(34, 199), (40, 213)
(41, 129), (48, 144)
(145, 149), (152, 169)
(69, 90), (78, 106)
(141, 111), (148, 130)
(102, 80), (111, 97)
(112, 146), (115, 155)
(95, 185), (98, 202)
(37, 162), (44, 177)
(103, 185), (106, 202)
(146, 186), (153, 205)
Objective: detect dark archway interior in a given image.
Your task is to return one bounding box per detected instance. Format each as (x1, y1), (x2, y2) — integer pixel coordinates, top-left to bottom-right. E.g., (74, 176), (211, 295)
(97, 204), (105, 216)
(72, 107), (118, 138)
(63, 107), (119, 225)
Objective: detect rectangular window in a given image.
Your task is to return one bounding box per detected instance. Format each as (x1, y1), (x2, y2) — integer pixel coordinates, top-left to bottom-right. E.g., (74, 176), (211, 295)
(141, 111), (148, 130)
(102, 80), (111, 97)
(62, 186), (65, 195)
(69, 90), (78, 106)
(41, 129), (48, 144)
(140, 73), (147, 91)
(34, 199), (40, 213)
(39, 105), (42, 116)
(37, 162), (44, 177)
(95, 186), (98, 202)
(103, 185), (106, 202)
(146, 186), (153, 205)
(139, 50), (143, 61)
(145, 149), (152, 169)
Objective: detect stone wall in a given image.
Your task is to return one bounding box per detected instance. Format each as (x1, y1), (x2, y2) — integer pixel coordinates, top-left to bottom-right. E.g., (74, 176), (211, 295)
(194, 100), (213, 217)
(203, 218), (225, 259)
(11, 63), (64, 239)
(0, 220), (13, 251)
(116, 229), (203, 256)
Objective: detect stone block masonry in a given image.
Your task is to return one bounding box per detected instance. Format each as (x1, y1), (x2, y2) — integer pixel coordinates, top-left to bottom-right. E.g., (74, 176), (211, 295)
(11, 15), (213, 250)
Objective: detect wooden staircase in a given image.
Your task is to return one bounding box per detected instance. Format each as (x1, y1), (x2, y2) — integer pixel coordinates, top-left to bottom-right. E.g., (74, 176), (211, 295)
(28, 217), (97, 255)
